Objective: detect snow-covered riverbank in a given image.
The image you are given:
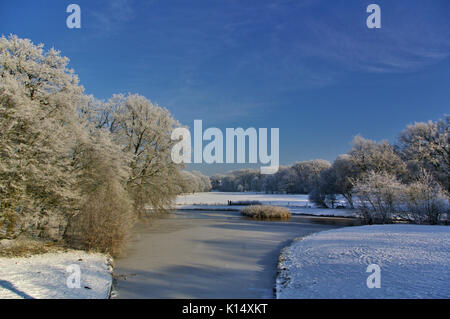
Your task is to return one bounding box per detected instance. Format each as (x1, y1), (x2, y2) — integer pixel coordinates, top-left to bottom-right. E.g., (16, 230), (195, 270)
(0, 251), (113, 299)
(277, 225), (450, 298)
(176, 192), (355, 217)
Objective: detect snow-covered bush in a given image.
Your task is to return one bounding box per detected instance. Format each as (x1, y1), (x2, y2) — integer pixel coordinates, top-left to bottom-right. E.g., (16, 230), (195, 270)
(353, 171), (406, 224)
(66, 130), (135, 255)
(404, 171), (449, 224)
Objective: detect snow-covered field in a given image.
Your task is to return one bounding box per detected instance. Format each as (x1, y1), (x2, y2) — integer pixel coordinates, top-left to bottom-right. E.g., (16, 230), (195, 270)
(176, 192), (355, 217)
(0, 251), (113, 299)
(277, 225), (450, 298)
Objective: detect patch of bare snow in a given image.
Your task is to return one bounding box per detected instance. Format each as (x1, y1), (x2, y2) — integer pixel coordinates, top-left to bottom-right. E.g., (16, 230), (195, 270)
(277, 225), (450, 298)
(0, 251), (112, 299)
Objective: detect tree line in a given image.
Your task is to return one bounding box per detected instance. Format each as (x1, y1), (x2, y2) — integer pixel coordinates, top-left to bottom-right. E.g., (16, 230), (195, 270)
(0, 35), (207, 255)
(212, 116), (449, 224)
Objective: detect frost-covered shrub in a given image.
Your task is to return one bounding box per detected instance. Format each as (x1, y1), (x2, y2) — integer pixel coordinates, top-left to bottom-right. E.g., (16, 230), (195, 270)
(404, 171), (449, 224)
(67, 181), (134, 256)
(66, 131), (135, 256)
(353, 171), (406, 224)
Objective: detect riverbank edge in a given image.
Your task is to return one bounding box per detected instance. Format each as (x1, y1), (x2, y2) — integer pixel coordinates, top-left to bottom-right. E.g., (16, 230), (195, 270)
(275, 236), (305, 299)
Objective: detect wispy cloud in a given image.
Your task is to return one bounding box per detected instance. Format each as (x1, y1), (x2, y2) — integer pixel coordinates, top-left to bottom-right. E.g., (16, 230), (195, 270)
(72, 0), (450, 122)
(88, 0), (136, 36)
(268, 0), (450, 74)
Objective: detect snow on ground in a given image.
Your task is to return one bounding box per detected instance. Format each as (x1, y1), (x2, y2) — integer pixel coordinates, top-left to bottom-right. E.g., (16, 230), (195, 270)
(0, 251), (112, 299)
(277, 225), (450, 299)
(176, 192), (355, 217)
(176, 192), (311, 206)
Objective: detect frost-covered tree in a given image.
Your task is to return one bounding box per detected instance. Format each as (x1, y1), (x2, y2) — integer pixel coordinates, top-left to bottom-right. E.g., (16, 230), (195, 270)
(178, 171), (199, 193)
(192, 171), (212, 192)
(262, 172), (279, 194)
(330, 154), (358, 208)
(98, 94), (181, 214)
(178, 171), (211, 193)
(277, 166), (300, 193)
(211, 169), (264, 192)
(0, 35), (84, 239)
(210, 161), (331, 194)
(349, 135), (407, 178)
(291, 160), (331, 194)
(1, 35), (144, 254)
(397, 116), (449, 191)
(309, 166), (339, 208)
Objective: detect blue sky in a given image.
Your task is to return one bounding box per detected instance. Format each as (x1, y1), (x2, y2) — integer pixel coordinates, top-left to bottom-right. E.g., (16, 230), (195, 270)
(1, 0), (450, 174)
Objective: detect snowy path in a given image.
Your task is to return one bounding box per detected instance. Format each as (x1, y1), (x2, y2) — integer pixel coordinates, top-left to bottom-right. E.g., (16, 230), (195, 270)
(277, 225), (450, 298)
(0, 251), (113, 299)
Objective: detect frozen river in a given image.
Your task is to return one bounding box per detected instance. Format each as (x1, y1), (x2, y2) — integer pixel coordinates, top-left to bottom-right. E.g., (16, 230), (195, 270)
(113, 210), (358, 299)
